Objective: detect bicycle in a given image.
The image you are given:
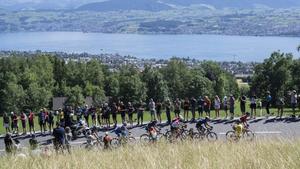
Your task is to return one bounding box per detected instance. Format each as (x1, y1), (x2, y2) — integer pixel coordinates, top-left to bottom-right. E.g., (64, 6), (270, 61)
(111, 132), (136, 148)
(164, 124), (189, 142)
(193, 127), (218, 141)
(226, 125), (255, 142)
(139, 126), (163, 143)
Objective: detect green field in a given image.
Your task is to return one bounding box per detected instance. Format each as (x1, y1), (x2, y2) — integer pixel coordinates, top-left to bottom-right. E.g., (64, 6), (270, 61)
(0, 103), (297, 135)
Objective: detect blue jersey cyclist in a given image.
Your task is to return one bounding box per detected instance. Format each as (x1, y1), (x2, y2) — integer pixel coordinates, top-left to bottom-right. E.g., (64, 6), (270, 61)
(114, 123), (129, 137)
(196, 116), (212, 132)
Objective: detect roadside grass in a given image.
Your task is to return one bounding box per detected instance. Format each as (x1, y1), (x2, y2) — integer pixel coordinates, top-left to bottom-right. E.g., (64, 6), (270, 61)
(0, 104), (298, 135)
(0, 139), (299, 169)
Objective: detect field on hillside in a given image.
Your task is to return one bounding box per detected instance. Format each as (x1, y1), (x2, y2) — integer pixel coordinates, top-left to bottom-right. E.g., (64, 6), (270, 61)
(0, 139), (299, 169)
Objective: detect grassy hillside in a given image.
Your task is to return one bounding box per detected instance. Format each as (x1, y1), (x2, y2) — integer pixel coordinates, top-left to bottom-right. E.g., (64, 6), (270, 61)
(1, 139), (299, 169)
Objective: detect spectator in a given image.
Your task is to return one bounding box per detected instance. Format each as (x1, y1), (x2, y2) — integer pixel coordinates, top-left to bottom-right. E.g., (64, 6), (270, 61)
(90, 106), (97, 126)
(48, 111), (54, 133)
(190, 97), (197, 121)
(20, 112), (27, 135)
(38, 109), (46, 135)
(204, 96), (211, 117)
(174, 98), (181, 118)
(52, 122), (66, 153)
(12, 112), (19, 135)
(127, 102), (135, 127)
(4, 133), (16, 154)
(197, 96), (204, 118)
(266, 91), (272, 117)
(83, 105), (90, 127)
(76, 106), (82, 122)
(240, 95), (247, 115)
(149, 98), (157, 121)
(119, 101), (126, 123)
(102, 103), (111, 128)
(28, 111), (35, 135)
(3, 112), (10, 133)
(291, 90), (298, 117)
(136, 100), (145, 126)
(250, 95), (257, 119)
(223, 96), (228, 119)
(156, 100), (162, 123)
(276, 97), (285, 119)
(165, 99), (172, 124)
(183, 97), (190, 121)
(111, 102), (118, 127)
(229, 95), (235, 120)
(214, 95), (221, 119)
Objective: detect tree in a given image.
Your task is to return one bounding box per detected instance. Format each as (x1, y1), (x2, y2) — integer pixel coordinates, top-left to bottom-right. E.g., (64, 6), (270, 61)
(119, 74), (147, 103)
(65, 85), (85, 107)
(142, 66), (169, 102)
(250, 52), (293, 102)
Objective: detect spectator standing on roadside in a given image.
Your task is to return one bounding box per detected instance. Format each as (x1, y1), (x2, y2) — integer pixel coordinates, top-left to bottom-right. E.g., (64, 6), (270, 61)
(111, 102), (118, 127)
(12, 112), (19, 135)
(250, 95), (257, 119)
(266, 91), (272, 118)
(136, 100), (145, 126)
(276, 97), (285, 119)
(156, 100), (162, 123)
(20, 112), (27, 135)
(127, 102), (134, 127)
(3, 112), (11, 133)
(119, 101), (126, 123)
(174, 98), (181, 118)
(223, 96), (228, 119)
(214, 95), (221, 119)
(240, 95), (247, 115)
(190, 97), (197, 121)
(149, 98), (157, 121)
(291, 90), (298, 117)
(165, 99), (172, 124)
(48, 111), (54, 133)
(28, 111), (35, 135)
(83, 105), (90, 127)
(229, 95), (235, 120)
(76, 106), (82, 122)
(204, 96), (211, 117)
(39, 109), (46, 135)
(198, 96), (204, 118)
(183, 97), (190, 122)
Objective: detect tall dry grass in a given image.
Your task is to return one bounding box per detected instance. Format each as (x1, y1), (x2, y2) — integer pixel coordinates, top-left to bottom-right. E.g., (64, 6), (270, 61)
(0, 139), (300, 169)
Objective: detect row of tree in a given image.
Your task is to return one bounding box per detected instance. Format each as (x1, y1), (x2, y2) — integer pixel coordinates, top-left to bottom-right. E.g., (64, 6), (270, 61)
(0, 54), (238, 113)
(250, 51), (300, 104)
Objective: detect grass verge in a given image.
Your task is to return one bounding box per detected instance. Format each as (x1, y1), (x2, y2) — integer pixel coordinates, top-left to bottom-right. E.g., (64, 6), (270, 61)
(0, 139), (299, 169)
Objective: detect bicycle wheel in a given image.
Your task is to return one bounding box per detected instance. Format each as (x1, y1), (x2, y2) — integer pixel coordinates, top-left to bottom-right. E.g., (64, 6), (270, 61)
(140, 134), (151, 144)
(206, 132), (218, 142)
(243, 130), (255, 141)
(164, 130), (173, 142)
(226, 131), (237, 142)
(180, 130), (189, 140)
(127, 136), (136, 145)
(111, 138), (120, 148)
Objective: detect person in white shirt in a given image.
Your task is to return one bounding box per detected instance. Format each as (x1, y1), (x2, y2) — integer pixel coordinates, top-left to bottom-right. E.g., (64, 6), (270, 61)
(214, 95), (221, 119)
(291, 90), (298, 117)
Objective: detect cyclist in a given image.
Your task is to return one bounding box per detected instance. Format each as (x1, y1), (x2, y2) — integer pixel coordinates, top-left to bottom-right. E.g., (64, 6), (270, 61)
(114, 123), (129, 138)
(196, 116), (212, 133)
(4, 133), (16, 154)
(146, 120), (159, 140)
(52, 122), (66, 152)
(233, 120), (244, 138)
(170, 115), (184, 135)
(240, 112), (250, 128)
(103, 132), (113, 149)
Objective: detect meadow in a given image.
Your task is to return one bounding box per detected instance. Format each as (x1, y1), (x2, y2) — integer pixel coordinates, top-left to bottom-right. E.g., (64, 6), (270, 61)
(0, 139), (299, 169)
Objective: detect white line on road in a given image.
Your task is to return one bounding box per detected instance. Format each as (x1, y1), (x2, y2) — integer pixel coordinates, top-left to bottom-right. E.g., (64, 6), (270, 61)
(218, 131), (282, 135)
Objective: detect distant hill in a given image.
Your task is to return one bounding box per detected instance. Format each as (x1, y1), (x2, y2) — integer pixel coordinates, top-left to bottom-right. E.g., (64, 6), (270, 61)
(161, 0), (300, 8)
(77, 0), (172, 11)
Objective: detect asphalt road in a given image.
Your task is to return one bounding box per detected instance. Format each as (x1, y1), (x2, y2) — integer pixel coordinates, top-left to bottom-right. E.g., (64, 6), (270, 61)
(0, 116), (299, 152)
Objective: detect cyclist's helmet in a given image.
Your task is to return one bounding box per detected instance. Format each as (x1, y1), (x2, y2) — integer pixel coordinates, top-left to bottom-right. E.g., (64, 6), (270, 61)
(246, 112), (250, 116)
(123, 122), (127, 127)
(205, 116), (210, 121)
(105, 132), (109, 136)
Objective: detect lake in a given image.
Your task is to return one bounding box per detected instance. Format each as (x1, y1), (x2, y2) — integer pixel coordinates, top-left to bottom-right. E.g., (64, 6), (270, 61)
(0, 32), (299, 62)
